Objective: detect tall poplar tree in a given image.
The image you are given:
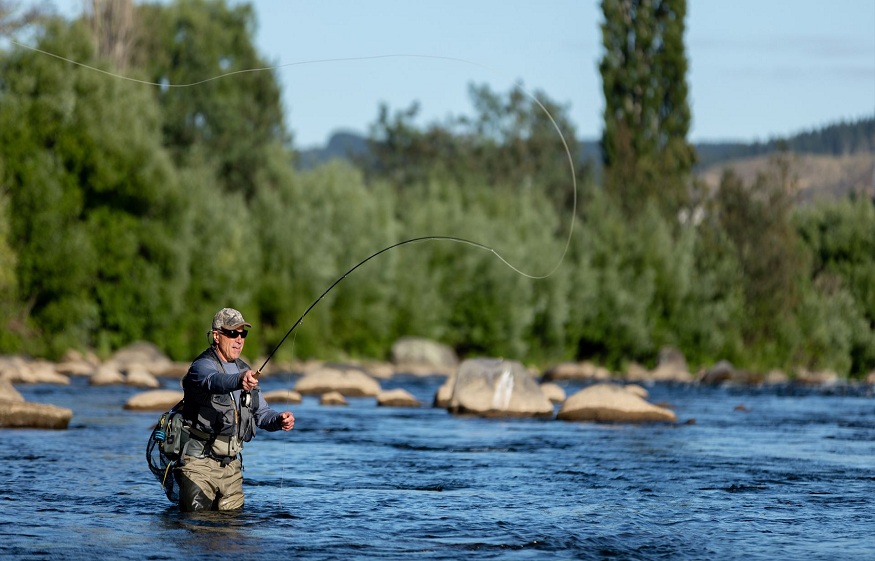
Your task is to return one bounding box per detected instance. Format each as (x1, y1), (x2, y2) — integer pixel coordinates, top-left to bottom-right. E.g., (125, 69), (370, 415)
(599, 0), (695, 217)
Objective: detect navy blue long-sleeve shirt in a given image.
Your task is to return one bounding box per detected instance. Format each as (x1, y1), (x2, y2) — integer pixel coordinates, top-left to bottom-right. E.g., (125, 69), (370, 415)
(184, 351), (283, 433)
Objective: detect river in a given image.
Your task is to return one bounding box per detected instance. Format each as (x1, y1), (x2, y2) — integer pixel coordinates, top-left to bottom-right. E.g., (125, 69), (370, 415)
(1, 374), (873, 560)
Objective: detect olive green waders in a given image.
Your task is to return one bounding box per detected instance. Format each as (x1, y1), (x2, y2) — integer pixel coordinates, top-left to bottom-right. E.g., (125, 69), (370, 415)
(177, 456), (244, 512)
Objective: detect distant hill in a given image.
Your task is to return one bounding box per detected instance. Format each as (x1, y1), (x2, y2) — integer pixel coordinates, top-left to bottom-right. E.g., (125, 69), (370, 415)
(296, 131), (370, 170)
(694, 116), (875, 168)
(294, 116), (875, 201)
(697, 152), (874, 203)
(695, 116), (875, 202)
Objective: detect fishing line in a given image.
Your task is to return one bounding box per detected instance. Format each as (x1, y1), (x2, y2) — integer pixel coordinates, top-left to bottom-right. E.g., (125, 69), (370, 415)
(9, 39), (488, 87)
(253, 86), (578, 372)
(9, 37), (578, 367)
(12, 37), (579, 506)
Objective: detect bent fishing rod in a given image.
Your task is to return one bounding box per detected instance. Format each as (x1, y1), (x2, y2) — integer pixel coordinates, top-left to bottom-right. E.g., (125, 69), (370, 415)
(255, 235), (506, 375)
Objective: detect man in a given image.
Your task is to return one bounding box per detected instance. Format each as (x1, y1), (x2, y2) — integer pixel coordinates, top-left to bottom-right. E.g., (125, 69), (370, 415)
(177, 307), (295, 512)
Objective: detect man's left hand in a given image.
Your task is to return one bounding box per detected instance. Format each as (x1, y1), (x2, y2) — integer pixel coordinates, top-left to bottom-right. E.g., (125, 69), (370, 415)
(279, 411), (295, 431)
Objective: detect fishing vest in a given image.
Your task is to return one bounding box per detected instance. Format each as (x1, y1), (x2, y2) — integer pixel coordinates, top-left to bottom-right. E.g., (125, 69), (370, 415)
(182, 347), (259, 448)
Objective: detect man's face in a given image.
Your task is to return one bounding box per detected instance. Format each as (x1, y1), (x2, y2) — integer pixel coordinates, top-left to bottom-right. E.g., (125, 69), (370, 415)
(214, 327), (247, 362)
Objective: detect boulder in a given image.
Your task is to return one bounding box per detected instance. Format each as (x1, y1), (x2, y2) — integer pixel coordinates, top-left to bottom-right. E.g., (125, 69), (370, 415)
(123, 389), (184, 411)
(90, 364), (125, 386)
(391, 337), (458, 374)
(111, 340), (171, 365)
(320, 391), (348, 406)
(623, 384), (649, 399)
(262, 389), (302, 404)
(54, 357), (96, 377)
(647, 366), (694, 383)
(623, 362), (650, 382)
(539, 382), (566, 403)
(294, 365), (381, 397)
(657, 346), (688, 372)
(0, 400), (73, 429)
(447, 358), (553, 418)
(795, 369), (840, 386)
(376, 388), (421, 407)
(697, 360), (760, 385)
(125, 367), (161, 389)
(60, 348), (100, 366)
(0, 379), (24, 402)
(433, 377), (454, 408)
(154, 361), (190, 378)
(0, 357), (70, 384)
(107, 341), (178, 377)
(362, 361), (396, 380)
(542, 361), (612, 381)
(557, 383), (676, 423)
(625, 357), (693, 384)
(763, 369), (789, 385)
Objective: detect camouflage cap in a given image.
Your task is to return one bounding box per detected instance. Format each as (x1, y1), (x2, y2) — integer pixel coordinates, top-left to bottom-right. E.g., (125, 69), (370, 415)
(212, 308), (252, 330)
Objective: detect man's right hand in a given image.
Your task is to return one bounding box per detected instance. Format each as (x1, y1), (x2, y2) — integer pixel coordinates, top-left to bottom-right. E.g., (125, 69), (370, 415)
(241, 369), (259, 391)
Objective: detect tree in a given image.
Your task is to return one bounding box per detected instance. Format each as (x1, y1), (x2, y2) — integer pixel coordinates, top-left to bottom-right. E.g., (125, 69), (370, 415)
(0, 0), (47, 36)
(87, 0), (137, 73)
(795, 197), (875, 375)
(0, 17), (191, 357)
(364, 83), (584, 216)
(599, 0), (695, 217)
(133, 0), (289, 198)
(710, 154), (809, 368)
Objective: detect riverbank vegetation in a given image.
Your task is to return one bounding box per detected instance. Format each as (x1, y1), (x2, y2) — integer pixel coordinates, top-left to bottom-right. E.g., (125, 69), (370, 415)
(1, 0), (873, 378)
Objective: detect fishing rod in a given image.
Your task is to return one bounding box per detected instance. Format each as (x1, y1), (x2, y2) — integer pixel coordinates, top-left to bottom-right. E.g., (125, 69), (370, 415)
(253, 85), (579, 376)
(256, 235), (504, 374)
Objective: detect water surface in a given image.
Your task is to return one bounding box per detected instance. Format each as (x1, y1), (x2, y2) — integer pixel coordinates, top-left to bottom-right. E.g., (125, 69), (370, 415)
(1, 375), (873, 560)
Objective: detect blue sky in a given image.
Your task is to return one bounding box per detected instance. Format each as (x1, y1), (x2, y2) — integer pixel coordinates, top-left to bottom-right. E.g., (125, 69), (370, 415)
(50, 0), (875, 148)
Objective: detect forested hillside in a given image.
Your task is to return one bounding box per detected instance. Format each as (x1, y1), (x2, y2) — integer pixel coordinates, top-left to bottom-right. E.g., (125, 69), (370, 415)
(301, 116), (875, 198)
(1, 0), (873, 378)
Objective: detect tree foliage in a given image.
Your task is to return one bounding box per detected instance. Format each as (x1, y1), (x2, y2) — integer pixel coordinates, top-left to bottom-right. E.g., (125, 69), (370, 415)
(599, 0), (696, 217)
(364, 83), (585, 217)
(133, 0), (288, 198)
(0, 0), (872, 379)
(795, 198), (875, 374)
(0, 17), (190, 356)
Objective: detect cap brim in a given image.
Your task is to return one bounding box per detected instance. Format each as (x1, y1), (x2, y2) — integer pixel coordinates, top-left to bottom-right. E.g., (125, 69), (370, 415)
(226, 322), (252, 329)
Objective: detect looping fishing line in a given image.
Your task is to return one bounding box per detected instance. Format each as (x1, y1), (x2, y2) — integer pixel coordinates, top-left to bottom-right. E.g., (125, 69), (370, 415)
(11, 39), (579, 357)
(12, 38), (578, 509)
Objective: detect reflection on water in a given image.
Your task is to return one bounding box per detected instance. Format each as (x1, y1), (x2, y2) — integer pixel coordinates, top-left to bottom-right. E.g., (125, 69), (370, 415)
(1, 375), (873, 561)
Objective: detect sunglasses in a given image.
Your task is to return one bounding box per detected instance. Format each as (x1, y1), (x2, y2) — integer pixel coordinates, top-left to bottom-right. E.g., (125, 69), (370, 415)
(218, 327), (249, 339)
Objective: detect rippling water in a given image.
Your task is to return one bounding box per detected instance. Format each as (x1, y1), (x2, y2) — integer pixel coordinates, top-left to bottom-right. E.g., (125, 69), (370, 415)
(1, 375), (873, 560)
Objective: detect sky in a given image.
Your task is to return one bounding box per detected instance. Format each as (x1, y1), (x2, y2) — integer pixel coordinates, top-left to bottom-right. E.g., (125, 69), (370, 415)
(49, 0), (875, 148)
